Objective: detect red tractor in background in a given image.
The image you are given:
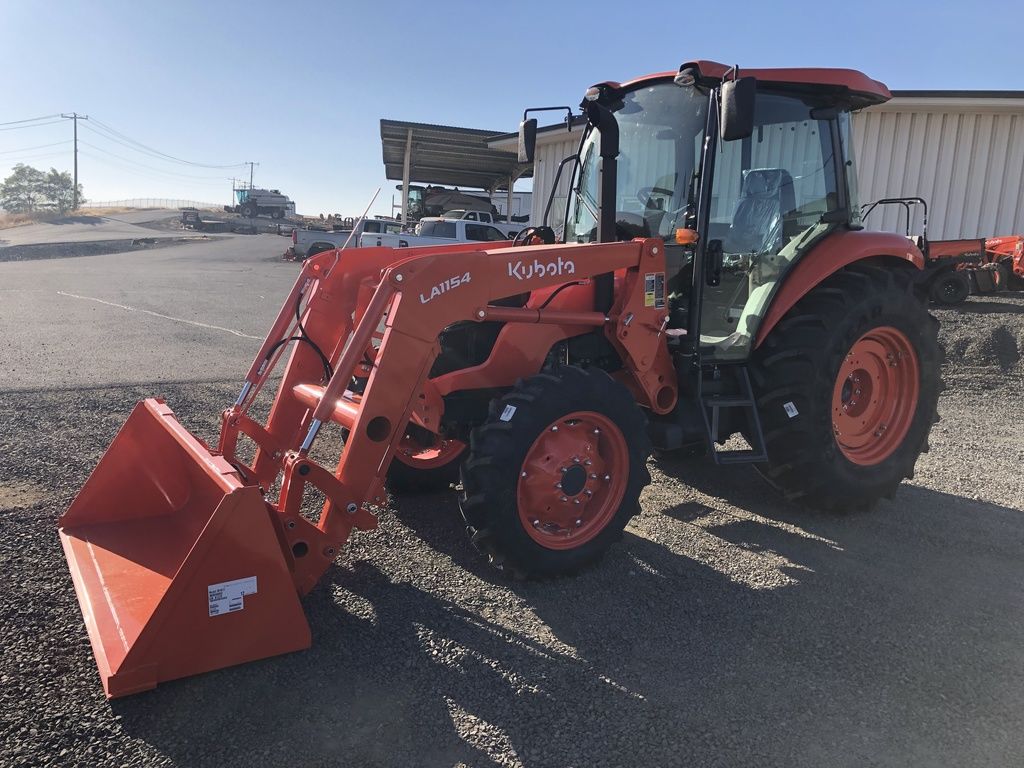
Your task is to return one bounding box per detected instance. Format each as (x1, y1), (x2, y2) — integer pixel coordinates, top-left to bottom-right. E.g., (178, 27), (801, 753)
(927, 235), (1024, 303)
(861, 196), (1023, 304)
(59, 60), (942, 698)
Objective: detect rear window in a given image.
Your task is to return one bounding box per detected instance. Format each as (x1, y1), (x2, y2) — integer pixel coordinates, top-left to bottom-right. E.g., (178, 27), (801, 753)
(466, 224), (506, 241)
(420, 221), (456, 238)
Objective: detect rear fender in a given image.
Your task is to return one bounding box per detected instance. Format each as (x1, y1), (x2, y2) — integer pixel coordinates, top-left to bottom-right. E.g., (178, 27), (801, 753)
(754, 230), (924, 348)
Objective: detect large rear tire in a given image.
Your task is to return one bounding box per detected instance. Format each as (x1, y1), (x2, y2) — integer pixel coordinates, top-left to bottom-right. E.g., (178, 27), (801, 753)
(459, 366), (650, 577)
(749, 263), (941, 511)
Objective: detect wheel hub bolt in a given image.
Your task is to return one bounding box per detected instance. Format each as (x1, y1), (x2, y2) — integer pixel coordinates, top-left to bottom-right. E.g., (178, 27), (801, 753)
(603, 474), (611, 481)
(521, 471), (528, 478)
(560, 496), (568, 502)
(584, 459), (592, 466)
(593, 428), (600, 435)
(573, 499), (581, 505)
(551, 426), (559, 432)
(575, 519), (583, 527)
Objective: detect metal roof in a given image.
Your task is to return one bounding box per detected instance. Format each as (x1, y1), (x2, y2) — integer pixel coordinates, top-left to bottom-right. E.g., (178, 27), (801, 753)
(380, 119), (531, 191)
(890, 90), (1024, 98)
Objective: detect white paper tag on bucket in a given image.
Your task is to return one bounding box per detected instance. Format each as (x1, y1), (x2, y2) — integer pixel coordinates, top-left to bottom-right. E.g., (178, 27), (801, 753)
(208, 576), (258, 617)
(500, 405), (516, 422)
(783, 401), (799, 419)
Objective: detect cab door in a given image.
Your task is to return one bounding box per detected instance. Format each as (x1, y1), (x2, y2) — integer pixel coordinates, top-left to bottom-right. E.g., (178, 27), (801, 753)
(700, 90), (844, 360)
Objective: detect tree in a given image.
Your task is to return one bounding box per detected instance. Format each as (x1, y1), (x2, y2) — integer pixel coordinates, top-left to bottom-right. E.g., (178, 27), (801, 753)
(40, 168), (84, 214)
(0, 164), (84, 214)
(0, 164), (45, 214)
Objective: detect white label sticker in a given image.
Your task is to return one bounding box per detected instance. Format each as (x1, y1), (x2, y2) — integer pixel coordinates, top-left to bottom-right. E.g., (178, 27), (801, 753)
(208, 576), (258, 617)
(783, 401), (799, 419)
(500, 405), (516, 422)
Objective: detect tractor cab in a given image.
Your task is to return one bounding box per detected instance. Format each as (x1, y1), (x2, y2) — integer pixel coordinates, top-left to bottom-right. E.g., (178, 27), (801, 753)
(534, 61), (881, 362)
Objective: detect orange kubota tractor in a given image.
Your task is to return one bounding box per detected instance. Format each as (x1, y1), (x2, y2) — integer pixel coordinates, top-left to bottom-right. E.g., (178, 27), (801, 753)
(60, 60), (942, 697)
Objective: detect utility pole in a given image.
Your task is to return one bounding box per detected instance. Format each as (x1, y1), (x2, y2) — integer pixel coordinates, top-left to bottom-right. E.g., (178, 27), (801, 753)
(61, 112), (89, 210)
(245, 161), (258, 190)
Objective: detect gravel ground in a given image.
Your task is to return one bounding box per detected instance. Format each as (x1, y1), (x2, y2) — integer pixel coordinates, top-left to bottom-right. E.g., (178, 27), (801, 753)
(1, 291), (1023, 767)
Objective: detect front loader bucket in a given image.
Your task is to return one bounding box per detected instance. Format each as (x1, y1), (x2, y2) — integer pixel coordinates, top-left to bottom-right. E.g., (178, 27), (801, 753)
(58, 399), (310, 698)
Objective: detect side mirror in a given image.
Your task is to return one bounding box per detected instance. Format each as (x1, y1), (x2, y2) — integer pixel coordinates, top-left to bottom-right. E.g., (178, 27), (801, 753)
(720, 76), (756, 141)
(518, 118), (538, 163)
(705, 239), (724, 286)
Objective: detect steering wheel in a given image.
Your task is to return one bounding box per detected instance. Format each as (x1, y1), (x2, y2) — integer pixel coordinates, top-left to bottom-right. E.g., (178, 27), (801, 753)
(513, 226), (556, 246)
(637, 186), (674, 208)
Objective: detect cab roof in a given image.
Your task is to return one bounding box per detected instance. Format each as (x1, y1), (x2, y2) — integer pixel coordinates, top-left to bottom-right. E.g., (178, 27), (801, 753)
(600, 59), (891, 109)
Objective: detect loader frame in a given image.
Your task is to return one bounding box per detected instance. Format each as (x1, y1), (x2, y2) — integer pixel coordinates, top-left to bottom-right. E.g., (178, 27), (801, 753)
(218, 239), (676, 594)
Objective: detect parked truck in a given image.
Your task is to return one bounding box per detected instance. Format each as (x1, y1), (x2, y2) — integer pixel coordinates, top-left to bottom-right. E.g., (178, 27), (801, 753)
(360, 217), (513, 249)
(291, 218), (403, 259)
(434, 209), (523, 238)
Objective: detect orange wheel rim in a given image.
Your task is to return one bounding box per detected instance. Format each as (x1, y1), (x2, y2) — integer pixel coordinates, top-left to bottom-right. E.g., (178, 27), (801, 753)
(394, 433), (465, 469)
(516, 411), (628, 550)
(832, 326), (919, 466)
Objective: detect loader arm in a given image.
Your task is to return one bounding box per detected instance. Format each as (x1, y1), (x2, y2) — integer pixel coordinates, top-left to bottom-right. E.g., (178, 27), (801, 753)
(219, 238), (674, 594)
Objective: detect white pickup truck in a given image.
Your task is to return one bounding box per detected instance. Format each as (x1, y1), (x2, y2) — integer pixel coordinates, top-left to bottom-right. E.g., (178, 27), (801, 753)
(292, 218), (403, 258)
(358, 217), (514, 249)
(434, 209), (522, 238)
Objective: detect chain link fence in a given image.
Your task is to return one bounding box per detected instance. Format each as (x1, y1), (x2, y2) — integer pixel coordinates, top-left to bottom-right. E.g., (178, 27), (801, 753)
(86, 198), (223, 210)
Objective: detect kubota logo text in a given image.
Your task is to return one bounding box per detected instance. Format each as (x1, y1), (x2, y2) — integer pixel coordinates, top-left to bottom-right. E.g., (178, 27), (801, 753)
(420, 272), (471, 304)
(507, 257), (576, 281)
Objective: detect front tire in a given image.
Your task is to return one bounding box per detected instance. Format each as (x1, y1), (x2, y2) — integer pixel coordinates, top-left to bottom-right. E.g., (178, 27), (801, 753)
(459, 366), (650, 577)
(929, 270), (970, 304)
(386, 424), (465, 493)
(749, 263), (941, 510)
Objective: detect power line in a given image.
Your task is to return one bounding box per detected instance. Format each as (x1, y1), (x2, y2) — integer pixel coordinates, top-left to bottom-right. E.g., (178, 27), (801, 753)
(1, 151), (73, 165)
(0, 114), (61, 127)
(0, 119), (64, 132)
(78, 150), (229, 188)
(0, 140), (73, 156)
(89, 117), (247, 169)
(78, 139), (231, 181)
(82, 122), (224, 169)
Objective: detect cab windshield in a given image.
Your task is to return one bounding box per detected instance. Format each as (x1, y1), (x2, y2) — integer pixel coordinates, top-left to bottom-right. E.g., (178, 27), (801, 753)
(565, 82), (708, 243)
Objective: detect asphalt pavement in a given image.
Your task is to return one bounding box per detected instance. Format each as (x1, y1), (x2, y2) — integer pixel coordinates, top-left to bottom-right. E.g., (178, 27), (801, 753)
(0, 230), (1022, 767)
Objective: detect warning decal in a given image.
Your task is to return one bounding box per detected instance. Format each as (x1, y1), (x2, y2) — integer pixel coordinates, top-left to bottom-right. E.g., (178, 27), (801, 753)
(208, 576), (258, 617)
(644, 272), (666, 309)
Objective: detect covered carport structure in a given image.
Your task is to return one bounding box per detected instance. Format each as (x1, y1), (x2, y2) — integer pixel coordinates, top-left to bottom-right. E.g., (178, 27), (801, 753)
(380, 119), (531, 222)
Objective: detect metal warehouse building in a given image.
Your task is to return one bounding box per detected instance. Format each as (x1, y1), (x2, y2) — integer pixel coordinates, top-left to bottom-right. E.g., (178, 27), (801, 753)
(490, 91), (1024, 240)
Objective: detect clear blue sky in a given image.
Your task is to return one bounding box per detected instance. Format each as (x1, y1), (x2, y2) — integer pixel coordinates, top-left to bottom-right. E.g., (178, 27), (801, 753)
(2, 0), (1021, 215)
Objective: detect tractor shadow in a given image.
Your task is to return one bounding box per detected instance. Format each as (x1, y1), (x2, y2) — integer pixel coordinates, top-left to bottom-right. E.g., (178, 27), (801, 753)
(955, 297), (1024, 315)
(113, 458), (1024, 766)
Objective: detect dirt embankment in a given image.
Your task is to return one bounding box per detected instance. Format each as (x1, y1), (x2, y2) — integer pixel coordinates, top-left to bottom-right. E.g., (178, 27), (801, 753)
(935, 294), (1024, 377)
